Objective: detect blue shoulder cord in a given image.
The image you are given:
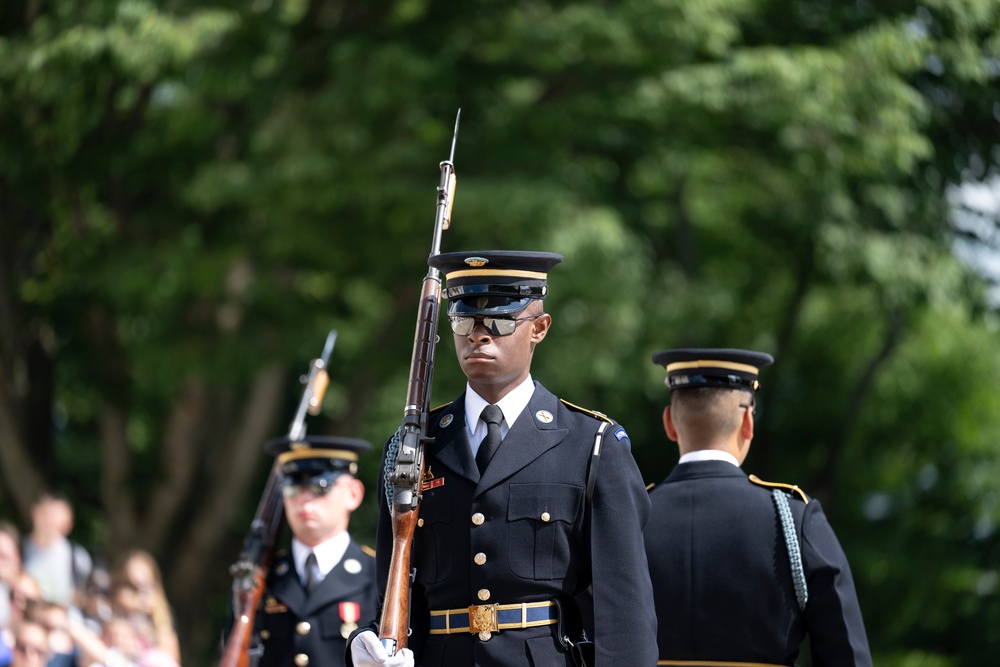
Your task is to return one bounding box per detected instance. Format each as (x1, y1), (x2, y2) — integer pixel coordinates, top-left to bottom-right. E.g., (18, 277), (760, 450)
(772, 488), (808, 612)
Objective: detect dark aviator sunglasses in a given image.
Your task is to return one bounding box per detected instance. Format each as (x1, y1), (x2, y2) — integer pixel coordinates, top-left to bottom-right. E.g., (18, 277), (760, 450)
(448, 313), (545, 337)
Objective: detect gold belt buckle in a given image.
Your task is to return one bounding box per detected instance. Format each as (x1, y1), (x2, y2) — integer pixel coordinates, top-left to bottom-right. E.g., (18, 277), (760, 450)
(468, 604), (498, 640)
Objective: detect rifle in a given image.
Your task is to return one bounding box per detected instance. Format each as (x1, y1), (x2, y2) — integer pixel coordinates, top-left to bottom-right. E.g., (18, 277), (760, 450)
(379, 110), (460, 656)
(218, 330), (338, 667)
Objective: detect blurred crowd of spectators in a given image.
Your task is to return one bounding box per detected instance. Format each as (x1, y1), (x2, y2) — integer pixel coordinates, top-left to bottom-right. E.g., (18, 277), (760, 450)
(0, 493), (181, 667)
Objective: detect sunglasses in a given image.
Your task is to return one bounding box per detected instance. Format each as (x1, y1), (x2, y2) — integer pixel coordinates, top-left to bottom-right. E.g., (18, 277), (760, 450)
(448, 313), (544, 337)
(281, 472), (345, 499)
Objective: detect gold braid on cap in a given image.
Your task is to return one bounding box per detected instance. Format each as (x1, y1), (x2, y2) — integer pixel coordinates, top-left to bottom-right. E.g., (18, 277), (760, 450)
(277, 448), (359, 464)
(665, 359), (761, 376)
(445, 268), (548, 280)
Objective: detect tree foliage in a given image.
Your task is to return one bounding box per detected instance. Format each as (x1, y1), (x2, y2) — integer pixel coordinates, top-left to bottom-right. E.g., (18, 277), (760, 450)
(1, 0), (999, 665)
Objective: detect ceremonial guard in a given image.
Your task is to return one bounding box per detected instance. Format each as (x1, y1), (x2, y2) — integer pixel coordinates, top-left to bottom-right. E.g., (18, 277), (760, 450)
(644, 348), (873, 667)
(254, 436), (377, 667)
(351, 250), (658, 666)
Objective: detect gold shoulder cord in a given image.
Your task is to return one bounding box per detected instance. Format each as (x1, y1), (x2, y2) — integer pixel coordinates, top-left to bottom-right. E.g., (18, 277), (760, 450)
(748, 474), (809, 504)
(559, 398), (613, 423)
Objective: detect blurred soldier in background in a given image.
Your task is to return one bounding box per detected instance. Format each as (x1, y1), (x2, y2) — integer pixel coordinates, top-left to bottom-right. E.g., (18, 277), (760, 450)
(253, 436), (377, 667)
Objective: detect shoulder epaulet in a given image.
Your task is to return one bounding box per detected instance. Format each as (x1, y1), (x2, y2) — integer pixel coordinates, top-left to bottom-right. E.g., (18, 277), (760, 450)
(429, 401), (453, 413)
(749, 474), (809, 504)
(559, 399), (613, 424)
(361, 544), (376, 558)
(645, 482), (656, 492)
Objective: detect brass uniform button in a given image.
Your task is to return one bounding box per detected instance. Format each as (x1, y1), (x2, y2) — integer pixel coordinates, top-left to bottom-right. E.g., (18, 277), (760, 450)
(474, 552), (487, 566)
(541, 512), (551, 522)
(296, 622), (311, 636)
(417, 518), (425, 527)
(471, 513), (485, 526)
(293, 654), (309, 667)
(259, 630), (270, 640)
(477, 588), (491, 601)
(478, 631), (492, 641)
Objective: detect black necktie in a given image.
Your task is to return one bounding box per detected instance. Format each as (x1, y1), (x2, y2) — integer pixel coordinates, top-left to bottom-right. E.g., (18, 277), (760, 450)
(476, 404), (503, 474)
(304, 552), (320, 593)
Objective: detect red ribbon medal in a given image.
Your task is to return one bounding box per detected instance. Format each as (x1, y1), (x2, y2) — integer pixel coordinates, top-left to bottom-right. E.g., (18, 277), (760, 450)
(339, 601), (361, 639)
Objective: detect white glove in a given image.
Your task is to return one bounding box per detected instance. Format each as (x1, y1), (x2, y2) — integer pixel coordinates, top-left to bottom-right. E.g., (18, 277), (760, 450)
(350, 630), (415, 667)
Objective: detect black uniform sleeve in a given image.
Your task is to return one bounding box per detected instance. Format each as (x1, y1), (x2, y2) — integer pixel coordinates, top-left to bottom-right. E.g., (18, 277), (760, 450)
(587, 423), (659, 666)
(800, 499), (873, 667)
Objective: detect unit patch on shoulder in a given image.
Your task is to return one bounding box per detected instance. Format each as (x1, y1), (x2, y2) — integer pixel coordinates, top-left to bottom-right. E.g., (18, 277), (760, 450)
(613, 428), (628, 442)
(748, 474), (809, 504)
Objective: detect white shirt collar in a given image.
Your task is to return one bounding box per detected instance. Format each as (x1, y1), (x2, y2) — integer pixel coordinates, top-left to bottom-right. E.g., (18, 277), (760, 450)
(292, 532), (350, 582)
(678, 450), (740, 467)
(465, 375), (535, 447)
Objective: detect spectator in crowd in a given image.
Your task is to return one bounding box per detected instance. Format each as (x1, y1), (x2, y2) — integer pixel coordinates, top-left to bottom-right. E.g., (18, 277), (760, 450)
(0, 523), (21, 630)
(9, 620), (49, 667)
(78, 566), (114, 637)
(24, 602), (74, 667)
(22, 493), (92, 609)
(109, 551), (179, 665)
(2, 572), (42, 665)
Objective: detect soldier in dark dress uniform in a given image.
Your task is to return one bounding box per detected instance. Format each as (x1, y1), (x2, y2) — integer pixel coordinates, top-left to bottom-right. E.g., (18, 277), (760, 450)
(644, 348), (873, 667)
(253, 436), (378, 667)
(351, 250), (658, 667)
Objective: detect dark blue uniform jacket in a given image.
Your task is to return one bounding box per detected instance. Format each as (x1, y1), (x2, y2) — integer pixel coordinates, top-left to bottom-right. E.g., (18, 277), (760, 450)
(374, 383), (658, 666)
(644, 460), (872, 667)
(257, 539), (377, 667)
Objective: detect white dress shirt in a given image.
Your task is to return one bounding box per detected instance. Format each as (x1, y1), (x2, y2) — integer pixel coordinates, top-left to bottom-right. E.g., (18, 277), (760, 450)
(677, 449), (740, 467)
(291, 531), (350, 586)
(465, 375), (535, 458)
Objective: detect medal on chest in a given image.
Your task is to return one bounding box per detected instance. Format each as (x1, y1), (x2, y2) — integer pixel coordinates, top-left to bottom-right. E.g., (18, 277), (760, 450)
(339, 601), (360, 639)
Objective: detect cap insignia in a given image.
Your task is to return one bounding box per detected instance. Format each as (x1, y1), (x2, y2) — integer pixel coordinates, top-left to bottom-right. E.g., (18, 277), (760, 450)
(464, 257), (489, 267)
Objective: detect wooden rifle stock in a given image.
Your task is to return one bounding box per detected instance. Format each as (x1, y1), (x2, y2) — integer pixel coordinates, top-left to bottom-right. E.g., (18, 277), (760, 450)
(379, 111), (460, 656)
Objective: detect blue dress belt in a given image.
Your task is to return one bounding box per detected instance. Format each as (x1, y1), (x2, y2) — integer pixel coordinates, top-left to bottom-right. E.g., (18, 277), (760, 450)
(428, 601), (558, 635)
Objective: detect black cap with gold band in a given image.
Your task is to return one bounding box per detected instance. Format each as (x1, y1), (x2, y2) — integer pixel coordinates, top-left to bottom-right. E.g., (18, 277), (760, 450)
(651, 348), (774, 392)
(265, 435), (371, 480)
(428, 250), (563, 315)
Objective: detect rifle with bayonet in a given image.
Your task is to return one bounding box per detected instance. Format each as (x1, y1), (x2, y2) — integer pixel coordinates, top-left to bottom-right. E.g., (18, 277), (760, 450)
(218, 330), (338, 667)
(379, 110), (461, 656)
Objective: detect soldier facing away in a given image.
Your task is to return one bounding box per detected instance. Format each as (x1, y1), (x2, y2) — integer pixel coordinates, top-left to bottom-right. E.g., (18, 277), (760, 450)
(644, 348), (873, 667)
